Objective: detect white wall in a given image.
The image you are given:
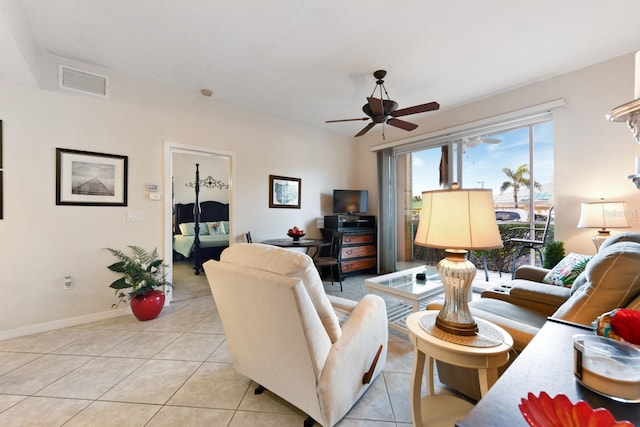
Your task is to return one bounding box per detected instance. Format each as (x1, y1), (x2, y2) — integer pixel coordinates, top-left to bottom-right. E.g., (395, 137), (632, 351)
(0, 79), (354, 337)
(355, 52), (640, 256)
(172, 153), (229, 205)
(3, 47), (640, 337)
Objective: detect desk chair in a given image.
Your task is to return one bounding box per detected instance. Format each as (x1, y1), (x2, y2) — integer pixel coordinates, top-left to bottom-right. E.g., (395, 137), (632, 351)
(314, 231), (344, 291)
(508, 207), (554, 278)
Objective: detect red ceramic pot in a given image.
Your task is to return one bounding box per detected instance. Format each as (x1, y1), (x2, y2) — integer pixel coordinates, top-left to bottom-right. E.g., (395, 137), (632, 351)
(130, 290), (165, 321)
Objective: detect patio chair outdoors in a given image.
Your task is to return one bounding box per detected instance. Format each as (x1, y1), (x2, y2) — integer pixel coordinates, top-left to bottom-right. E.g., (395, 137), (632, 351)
(507, 206), (554, 278)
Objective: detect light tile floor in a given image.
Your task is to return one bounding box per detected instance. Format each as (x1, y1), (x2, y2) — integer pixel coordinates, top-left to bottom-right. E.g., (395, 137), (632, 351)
(0, 267), (508, 426)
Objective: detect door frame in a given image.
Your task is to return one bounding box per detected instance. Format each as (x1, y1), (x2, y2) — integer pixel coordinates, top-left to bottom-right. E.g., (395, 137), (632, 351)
(163, 140), (236, 304)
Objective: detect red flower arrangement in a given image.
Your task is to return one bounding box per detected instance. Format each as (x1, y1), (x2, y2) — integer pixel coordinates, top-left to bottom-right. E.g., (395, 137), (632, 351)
(519, 392), (634, 427)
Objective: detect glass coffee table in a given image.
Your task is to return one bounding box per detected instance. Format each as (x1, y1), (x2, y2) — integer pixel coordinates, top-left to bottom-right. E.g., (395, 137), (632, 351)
(365, 265), (445, 334)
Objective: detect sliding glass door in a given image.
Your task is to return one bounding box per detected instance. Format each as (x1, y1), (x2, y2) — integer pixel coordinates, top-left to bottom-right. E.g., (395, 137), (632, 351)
(384, 119), (553, 273)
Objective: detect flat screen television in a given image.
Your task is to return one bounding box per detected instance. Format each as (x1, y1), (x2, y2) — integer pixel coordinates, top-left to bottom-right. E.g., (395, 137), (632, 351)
(333, 189), (368, 214)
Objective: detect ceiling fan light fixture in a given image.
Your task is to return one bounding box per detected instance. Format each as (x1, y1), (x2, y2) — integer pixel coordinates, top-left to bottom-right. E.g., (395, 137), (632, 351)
(325, 69), (439, 137)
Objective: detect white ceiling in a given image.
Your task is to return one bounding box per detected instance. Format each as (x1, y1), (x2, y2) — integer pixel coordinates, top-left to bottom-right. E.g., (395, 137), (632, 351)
(7, 0), (640, 136)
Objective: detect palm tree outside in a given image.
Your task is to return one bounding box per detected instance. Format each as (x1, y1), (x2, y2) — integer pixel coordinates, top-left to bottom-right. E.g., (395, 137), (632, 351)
(500, 164), (542, 208)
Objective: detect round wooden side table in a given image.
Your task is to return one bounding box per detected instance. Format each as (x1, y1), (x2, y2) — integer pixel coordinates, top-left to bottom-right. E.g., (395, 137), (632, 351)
(406, 310), (514, 427)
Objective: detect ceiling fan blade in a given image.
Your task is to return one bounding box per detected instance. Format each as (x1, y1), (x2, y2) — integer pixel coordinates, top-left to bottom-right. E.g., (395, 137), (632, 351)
(325, 117), (369, 123)
(367, 97), (385, 116)
(391, 101), (440, 117)
(355, 122), (377, 137)
(387, 118), (418, 132)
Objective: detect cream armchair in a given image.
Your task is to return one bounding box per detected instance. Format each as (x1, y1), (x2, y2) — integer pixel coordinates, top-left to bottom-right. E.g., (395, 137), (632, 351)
(203, 243), (388, 427)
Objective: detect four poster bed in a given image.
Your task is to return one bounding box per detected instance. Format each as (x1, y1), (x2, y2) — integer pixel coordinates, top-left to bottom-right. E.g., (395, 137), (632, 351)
(173, 164), (229, 274)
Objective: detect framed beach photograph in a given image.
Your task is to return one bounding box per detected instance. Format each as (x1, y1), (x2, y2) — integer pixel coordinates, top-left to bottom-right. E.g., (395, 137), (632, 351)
(269, 175), (301, 209)
(56, 148), (128, 206)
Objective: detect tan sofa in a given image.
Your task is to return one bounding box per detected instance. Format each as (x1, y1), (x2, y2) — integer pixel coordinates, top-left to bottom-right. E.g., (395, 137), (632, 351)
(429, 232), (640, 400)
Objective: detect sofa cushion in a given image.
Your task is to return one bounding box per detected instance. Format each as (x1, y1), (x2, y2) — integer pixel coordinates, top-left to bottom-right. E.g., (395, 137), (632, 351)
(542, 253), (592, 287)
(481, 280), (570, 316)
(599, 231), (640, 250)
(220, 243), (342, 342)
(626, 294), (640, 310)
(552, 240), (640, 326)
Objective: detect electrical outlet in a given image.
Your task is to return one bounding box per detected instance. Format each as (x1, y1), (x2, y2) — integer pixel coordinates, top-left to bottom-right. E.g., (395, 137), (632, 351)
(126, 211), (144, 222)
(64, 276), (73, 290)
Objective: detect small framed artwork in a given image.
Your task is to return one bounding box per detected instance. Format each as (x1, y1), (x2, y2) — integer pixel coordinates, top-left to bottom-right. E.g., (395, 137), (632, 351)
(269, 175), (301, 209)
(56, 148), (128, 206)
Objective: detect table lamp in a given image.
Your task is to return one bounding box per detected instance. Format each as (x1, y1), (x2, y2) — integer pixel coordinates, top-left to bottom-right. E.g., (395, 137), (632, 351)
(577, 199), (629, 252)
(414, 184), (503, 336)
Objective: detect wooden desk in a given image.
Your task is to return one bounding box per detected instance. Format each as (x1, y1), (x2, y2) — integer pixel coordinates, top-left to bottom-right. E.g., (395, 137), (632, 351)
(457, 319), (640, 427)
(407, 311), (513, 427)
(260, 238), (329, 258)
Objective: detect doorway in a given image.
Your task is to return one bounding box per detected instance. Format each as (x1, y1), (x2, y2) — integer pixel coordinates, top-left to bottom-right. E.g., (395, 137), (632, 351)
(163, 141), (235, 304)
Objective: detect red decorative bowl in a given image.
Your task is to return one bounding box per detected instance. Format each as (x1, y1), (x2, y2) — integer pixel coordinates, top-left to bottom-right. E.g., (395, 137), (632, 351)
(519, 392), (634, 427)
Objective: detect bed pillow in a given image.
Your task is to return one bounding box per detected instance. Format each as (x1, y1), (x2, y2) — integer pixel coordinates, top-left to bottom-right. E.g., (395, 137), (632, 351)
(208, 221), (227, 235)
(179, 222), (209, 236)
(543, 253), (593, 288)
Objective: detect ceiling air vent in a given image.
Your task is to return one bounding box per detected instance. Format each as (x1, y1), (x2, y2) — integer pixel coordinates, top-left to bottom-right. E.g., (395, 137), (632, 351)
(58, 65), (109, 97)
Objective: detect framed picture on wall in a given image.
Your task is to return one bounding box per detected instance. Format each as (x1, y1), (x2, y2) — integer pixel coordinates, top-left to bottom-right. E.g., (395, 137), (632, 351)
(269, 175), (301, 209)
(56, 148), (128, 206)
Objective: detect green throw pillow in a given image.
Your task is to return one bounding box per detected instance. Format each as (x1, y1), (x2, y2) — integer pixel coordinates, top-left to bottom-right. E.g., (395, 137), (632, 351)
(543, 253), (593, 287)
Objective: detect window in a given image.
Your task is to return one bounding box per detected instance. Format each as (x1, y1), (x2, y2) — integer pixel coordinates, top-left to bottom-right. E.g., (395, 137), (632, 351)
(377, 107), (556, 274)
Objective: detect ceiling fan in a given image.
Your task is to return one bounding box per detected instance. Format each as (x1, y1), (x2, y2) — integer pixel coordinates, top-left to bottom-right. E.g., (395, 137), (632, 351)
(326, 70), (440, 138)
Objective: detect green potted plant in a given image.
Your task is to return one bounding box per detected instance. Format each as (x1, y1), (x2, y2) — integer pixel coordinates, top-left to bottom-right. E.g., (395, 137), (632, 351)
(543, 240), (566, 269)
(105, 246), (171, 321)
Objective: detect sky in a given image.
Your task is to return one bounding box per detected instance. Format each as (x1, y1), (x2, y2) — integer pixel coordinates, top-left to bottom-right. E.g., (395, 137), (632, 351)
(411, 121), (554, 201)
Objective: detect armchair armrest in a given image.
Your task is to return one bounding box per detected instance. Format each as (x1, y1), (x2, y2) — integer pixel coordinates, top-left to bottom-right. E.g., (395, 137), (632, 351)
(509, 282), (571, 307)
(327, 294), (358, 314)
(317, 294), (388, 424)
(481, 281), (570, 316)
(514, 265), (550, 282)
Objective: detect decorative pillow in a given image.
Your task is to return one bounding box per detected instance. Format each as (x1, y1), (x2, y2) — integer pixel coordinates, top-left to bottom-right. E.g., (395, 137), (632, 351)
(208, 221), (227, 235)
(178, 222), (209, 236)
(543, 253), (593, 287)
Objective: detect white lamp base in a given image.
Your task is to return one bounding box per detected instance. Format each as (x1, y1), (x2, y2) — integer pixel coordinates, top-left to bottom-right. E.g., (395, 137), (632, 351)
(592, 230), (611, 252)
(435, 250), (478, 336)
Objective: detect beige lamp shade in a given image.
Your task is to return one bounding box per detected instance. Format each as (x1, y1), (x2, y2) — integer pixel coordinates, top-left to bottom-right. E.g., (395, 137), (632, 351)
(577, 200), (629, 251)
(577, 201), (629, 230)
(415, 188), (503, 250)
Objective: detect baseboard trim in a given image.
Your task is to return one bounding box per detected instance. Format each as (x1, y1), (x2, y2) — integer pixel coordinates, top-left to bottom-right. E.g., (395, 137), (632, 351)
(0, 307), (131, 341)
